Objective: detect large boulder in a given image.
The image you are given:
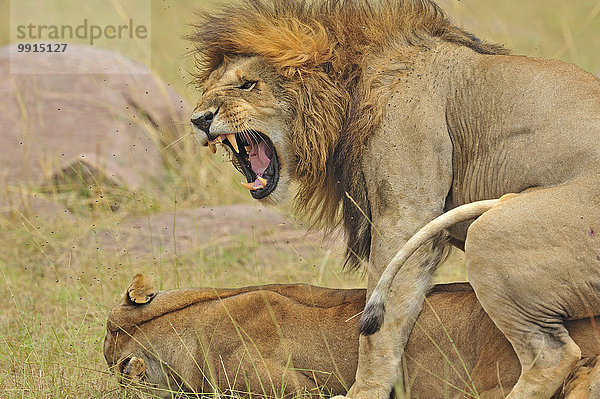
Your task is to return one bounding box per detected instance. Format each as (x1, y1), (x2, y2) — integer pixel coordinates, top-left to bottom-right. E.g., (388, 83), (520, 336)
(0, 45), (191, 213)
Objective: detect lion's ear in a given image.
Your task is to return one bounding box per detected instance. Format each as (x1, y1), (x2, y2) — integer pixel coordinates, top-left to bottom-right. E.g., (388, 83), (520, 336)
(124, 274), (158, 305)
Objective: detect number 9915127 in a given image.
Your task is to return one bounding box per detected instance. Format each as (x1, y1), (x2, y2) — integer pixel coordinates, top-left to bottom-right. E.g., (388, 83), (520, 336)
(17, 43), (67, 52)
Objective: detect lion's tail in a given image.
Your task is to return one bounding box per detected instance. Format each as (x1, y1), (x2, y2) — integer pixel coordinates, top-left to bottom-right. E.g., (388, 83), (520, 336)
(358, 198), (500, 336)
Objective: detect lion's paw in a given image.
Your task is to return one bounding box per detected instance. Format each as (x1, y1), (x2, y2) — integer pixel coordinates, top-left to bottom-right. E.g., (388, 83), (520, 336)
(125, 274), (158, 305)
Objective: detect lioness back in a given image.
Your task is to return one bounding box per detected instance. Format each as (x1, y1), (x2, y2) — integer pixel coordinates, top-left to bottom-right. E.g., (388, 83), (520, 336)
(105, 279), (600, 398)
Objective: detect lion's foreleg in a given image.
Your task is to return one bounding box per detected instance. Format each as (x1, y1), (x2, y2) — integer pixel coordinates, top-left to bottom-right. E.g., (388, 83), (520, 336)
(351, 234), (449, 398)
(360, 198), (503, 335)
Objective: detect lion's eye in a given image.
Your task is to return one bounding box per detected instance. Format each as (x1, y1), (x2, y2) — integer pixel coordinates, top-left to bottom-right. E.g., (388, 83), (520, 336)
(237, 81), (257, 90)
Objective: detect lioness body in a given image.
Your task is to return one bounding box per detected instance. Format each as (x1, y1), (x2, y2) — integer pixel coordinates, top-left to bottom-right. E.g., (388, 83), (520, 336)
(104, 278), (600, 398)
(105, 281), (363, 397)
(190, 1), (600, 397)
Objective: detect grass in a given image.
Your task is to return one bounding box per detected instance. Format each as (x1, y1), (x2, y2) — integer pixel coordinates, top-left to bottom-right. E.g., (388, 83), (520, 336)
(0, 0), (599, 397)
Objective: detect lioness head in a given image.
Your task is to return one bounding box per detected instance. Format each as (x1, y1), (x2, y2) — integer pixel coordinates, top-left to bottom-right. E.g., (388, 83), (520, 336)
(105, 274), (366, 397)
(104, 275), (174, 397)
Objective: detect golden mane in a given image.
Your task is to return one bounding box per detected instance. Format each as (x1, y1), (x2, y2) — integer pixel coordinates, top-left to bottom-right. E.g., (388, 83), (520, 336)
(189, 0), (507, 267)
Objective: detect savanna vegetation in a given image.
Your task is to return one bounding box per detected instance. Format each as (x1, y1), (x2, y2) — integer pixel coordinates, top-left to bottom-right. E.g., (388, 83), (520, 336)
(0, 0), (599, 397)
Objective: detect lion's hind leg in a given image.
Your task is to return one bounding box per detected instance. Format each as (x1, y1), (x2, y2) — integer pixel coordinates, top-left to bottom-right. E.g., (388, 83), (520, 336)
(464, 176), (600, 399)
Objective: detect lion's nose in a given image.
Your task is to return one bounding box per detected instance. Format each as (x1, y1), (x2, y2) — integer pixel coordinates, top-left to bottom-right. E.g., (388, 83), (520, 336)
(191, 110), (214, 136)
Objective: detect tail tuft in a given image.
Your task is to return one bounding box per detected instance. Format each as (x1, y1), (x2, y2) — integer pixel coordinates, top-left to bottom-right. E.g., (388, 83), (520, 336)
(359, 301), (385, 335)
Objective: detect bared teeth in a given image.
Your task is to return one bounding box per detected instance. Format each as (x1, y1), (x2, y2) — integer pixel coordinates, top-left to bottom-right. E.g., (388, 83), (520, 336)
(208, 142), (217, 154)
(213, 135), (223, 143)
(241, 178), (267, 190)
(225, 134), (239, 153)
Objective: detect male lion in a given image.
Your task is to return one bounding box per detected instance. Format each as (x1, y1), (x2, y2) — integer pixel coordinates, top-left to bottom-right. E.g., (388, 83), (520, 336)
(189, 1), (600, 397)
(104, 275), (600, 398)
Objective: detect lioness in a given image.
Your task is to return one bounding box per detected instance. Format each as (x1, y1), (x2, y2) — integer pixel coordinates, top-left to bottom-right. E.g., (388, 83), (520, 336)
(104, 275), (600, 398)
(189, 1), (600, 397)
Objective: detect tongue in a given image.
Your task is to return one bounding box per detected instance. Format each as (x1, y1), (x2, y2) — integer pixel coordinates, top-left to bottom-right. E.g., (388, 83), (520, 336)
(248, 141), (271, 177)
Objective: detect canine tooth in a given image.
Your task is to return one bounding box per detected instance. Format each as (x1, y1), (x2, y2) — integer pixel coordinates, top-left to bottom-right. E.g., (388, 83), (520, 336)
(226, 134), (239, 153)
(208, 142), (217, 154)
(257, 176), (267, 187)
(240, 182), (256, 190)
(213, 135), (223, 143)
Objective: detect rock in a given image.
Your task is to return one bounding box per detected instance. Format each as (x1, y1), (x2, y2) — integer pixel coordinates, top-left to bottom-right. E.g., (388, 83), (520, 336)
(0, 44), (191, 214)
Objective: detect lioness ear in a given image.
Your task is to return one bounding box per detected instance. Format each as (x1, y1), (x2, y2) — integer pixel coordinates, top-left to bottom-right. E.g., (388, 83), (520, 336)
(124, 274), (158, 305)
(118, 356), (146, 385)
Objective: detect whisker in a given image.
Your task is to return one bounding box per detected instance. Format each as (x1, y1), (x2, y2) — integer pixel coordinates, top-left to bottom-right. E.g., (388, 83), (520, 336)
(250, 129), (267, 145)
(228, 114), (269, 147)
(162, 133), (193, 152)
(243, 126), (259, 143)
(236, 116), (254, 147)
(155, 122), (190, 127)
(174, 147), (187, 161)
(243, 131), (252, 145)
(233, 115), (247, 136)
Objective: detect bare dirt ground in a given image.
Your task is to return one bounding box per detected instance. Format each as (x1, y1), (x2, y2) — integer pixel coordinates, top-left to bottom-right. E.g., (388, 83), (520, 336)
(93, 204), (346, 271)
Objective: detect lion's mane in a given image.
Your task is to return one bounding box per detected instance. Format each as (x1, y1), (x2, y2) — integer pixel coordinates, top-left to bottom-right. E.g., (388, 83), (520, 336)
(189, 0), (507, 267)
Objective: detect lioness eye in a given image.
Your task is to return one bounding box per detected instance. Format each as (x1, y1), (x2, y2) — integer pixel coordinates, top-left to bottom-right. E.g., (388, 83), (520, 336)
(237, 81), (256, 90)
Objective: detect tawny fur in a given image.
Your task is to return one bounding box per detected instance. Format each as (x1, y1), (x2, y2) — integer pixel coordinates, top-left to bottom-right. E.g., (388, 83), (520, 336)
(124, 273), (158, 305)
(189, 0), (506, 267)
(190, 1), (600, 398)
(559, 357), (600, 399)
(362, 198), (505, 334)
(105, 276), (600, 398)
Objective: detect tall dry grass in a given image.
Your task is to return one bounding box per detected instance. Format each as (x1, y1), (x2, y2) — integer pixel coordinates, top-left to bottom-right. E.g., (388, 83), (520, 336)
(0, 0), (599, 397)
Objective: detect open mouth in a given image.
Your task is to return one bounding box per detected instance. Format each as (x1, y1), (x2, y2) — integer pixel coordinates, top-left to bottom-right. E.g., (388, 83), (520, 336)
(208, 132), (279, 199)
